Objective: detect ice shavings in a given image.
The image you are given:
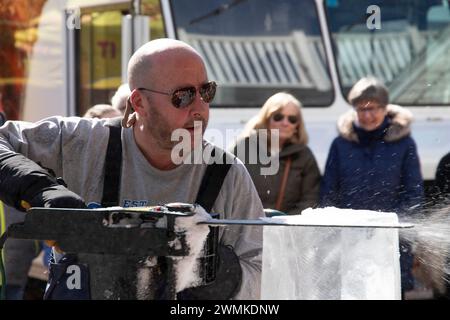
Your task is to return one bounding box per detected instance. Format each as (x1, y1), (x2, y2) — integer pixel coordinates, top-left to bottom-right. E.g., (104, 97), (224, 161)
(260, 206), (399, 227)
(170, 205), (210, 293)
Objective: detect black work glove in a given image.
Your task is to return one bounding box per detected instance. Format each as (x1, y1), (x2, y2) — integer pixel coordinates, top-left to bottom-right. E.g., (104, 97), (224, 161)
(27, 184), (86, 209)
(177, 244), (242, 300)
(0, 152), (86, 210)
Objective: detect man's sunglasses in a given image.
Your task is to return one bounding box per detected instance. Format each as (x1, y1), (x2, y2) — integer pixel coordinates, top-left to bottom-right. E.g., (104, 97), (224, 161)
(138, 81), (217, 109)
(272, 113), (298, 124)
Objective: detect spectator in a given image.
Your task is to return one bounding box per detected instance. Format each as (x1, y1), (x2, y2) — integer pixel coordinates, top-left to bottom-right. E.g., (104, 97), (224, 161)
(411, 155), (450, 299)
(0, 113), (43, 300)
(434, 152), (450, 298)
(413, 151), (450, 299)
(435, 152), (450, 199)
(83, 104), (122, 119)
(111, 83), (130, 114)
(1, 204), (41, 300)
(319, 76), (424, 296)
(232, 92), (321, 214)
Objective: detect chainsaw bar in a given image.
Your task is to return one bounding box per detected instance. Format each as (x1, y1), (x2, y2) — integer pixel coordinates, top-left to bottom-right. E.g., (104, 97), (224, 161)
(199, 218), (414, 229)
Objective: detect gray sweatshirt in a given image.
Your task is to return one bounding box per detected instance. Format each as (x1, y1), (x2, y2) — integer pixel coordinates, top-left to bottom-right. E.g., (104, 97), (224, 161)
(0, 116), (263, 299)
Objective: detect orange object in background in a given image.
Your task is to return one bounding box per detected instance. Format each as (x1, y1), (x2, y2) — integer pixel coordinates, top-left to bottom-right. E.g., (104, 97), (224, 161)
(0, 0), (47, 120)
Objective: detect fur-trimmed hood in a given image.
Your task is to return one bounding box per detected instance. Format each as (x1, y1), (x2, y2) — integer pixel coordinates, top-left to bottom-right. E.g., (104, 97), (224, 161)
(337, 104), (413, 143)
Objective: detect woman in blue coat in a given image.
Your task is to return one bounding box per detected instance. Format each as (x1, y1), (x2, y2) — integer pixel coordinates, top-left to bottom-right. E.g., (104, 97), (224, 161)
(320, 77), (424, 296)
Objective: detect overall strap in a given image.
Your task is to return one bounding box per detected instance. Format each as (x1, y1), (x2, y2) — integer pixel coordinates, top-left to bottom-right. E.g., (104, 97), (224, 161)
(195, 148), (232, 212)
(101, 123), (232, 212)
(101, 117), (123, 207)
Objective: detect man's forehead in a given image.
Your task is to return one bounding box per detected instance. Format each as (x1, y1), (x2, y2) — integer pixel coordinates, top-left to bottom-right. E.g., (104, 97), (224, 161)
(128, 39), (208, 90)
(148, 53), (208, 85)
(151, 48), (204, 67)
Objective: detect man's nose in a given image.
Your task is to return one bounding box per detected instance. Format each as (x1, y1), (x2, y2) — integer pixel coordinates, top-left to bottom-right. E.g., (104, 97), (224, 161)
(190, 91), (208, 112)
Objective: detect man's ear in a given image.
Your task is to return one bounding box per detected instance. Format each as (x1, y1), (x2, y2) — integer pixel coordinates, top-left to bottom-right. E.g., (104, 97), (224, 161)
(130, 90), (147, 117)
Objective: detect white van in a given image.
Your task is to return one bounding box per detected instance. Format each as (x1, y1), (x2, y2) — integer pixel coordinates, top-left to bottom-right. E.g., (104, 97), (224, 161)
(20, 0), (450, 190)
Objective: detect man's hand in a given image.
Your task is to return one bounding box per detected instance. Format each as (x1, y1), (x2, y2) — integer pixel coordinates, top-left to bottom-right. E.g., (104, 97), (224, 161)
(31, 184), (86, 252)
(171, 204), (211, 293)
(177, 244), (242, 300)
(27, 184), (86, 209)
(20, 184), (86, 253)
(19, 185), (85, 254)
(171, 205), (243, 300)
(0, 152), (87, 211)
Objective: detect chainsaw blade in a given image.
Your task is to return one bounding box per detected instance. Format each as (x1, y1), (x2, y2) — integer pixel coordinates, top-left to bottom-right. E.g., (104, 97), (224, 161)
(199, 218), (414, 229)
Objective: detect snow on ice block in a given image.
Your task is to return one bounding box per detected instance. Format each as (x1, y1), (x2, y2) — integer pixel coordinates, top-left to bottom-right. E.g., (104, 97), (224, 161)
(261, 207), (401, 300)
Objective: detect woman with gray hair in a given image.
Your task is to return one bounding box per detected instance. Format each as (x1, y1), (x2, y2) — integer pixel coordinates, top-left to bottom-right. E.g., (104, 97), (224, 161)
(232, 92), (321, 215)
(319, 76), (424, 296)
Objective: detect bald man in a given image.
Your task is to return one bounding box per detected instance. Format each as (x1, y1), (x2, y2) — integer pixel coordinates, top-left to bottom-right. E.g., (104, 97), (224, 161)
(0, 39), (263, 300)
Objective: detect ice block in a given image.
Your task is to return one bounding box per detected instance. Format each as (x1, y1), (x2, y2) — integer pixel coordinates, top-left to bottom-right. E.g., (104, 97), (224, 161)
(261, 207), (401, 300)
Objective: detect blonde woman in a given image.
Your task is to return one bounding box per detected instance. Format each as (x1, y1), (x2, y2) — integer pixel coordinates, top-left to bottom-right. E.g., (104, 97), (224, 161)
(232, 92), (320, 214)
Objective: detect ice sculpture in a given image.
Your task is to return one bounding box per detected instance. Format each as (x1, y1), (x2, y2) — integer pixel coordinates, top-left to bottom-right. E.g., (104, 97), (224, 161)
(261, 207), (401, 300)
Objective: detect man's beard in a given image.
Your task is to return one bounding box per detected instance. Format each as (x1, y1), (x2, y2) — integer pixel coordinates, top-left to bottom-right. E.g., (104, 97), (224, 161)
(146, 106), (207, 151)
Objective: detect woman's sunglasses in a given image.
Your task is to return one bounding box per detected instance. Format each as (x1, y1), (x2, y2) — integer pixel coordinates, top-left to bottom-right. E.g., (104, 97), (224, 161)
(138, 81), (217, 109)
(272, 113), (298, 124)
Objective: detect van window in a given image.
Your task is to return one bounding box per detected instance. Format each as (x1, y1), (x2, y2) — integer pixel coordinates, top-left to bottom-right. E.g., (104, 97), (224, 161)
(170, 0), (334, 108)
(326, 0), (450, 106)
